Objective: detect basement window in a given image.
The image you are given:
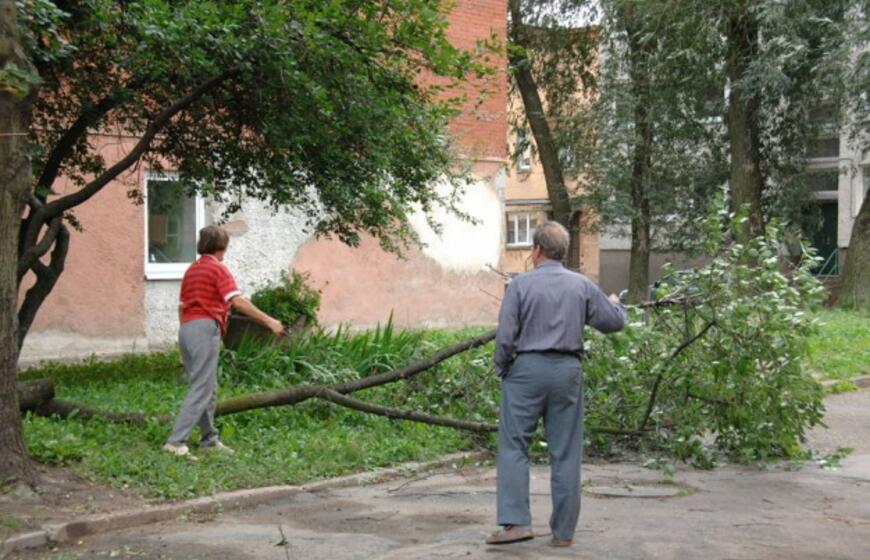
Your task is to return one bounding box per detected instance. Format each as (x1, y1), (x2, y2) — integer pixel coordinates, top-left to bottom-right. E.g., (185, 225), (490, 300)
(144, 173), (205, 280)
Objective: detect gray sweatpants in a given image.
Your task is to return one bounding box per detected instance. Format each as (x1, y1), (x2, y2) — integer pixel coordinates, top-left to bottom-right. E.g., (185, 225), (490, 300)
(497, 352), (584, 541)
(167, 319), (221, 446)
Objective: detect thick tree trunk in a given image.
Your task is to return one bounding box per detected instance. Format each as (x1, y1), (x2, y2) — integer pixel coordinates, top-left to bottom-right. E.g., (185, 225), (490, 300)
(0, 0), (36, 484)
(725, 8), (765, 242)
(508, 0), (578, 265)
(625, 11), (654, 304)
(839, 192), (870, 307)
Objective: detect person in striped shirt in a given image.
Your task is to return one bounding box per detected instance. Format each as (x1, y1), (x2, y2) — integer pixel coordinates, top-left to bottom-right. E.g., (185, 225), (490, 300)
(163, 225), (285, 459)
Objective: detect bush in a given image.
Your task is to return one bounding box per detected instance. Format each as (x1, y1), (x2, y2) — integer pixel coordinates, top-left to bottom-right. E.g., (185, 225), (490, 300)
(251, 270), (321, 328)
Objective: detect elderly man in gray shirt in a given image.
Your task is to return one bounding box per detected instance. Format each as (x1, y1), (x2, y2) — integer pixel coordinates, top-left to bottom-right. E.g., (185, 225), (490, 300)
(487, 221), (627, 547)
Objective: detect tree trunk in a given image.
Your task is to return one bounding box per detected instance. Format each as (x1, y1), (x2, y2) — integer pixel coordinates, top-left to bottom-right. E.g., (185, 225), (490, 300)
(0, 0), (37, 484)
(625, 9), (654, 304)
(725, 7), (765, 242)
(839, 192), (870, 307)
(507, 0), (578, 265)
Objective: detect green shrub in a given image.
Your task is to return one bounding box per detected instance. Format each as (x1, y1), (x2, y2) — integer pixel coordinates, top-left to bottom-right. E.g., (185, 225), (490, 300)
(251, 270), (321, 328)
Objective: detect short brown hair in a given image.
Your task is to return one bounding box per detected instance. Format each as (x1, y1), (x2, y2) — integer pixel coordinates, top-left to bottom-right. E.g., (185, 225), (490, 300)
(197, 225), (229, 255)
(533, 221), (570, 261)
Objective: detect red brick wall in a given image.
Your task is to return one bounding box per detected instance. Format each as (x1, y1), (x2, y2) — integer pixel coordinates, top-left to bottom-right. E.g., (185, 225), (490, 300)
(444, 0), (507, 159)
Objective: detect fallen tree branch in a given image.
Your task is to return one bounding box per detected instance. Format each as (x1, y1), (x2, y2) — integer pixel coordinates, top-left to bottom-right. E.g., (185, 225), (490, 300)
(35, 399), (163, 424)
(216, 329), (497, 415)
(639, 320), (717, 431)
(25, 331), (498, 424)
(314, 387), (498, 433)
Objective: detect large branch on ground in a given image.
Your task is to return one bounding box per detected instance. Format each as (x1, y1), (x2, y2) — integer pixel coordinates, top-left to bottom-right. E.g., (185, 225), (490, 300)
(215, 329), (497, 415)
(34, 398), (163, 424)
(315, 387), (498, 433)
(24, 331), (498, 424)
(18, 324), (646, 437)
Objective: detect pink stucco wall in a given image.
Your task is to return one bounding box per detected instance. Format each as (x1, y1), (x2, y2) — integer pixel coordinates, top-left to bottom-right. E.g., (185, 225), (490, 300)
(23, 135), (145, 338)
(292, 235), (505, 329)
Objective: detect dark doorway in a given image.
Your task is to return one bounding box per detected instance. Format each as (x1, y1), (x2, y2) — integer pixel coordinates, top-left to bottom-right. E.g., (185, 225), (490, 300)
(809, 201), (839, 275)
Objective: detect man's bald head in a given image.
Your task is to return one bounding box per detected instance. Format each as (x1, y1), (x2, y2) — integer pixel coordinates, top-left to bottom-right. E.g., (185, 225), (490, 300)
(533, 221), (569, 262)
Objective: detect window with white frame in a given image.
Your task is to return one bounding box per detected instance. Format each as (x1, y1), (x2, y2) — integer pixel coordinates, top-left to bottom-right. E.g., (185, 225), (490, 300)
(506, 213), (536, 247)
(144, 173), (205, 279)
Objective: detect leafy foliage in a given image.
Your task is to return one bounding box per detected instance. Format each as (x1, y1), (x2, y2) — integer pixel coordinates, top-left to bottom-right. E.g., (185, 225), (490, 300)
(584, 199), (827, 463)
(250, 271), (321, 329)
(21, 0), (498, 251)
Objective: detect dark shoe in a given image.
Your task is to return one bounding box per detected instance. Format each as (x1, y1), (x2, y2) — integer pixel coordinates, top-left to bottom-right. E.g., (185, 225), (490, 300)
(551, 538), (573, 547)
(485, 525), (535, 545)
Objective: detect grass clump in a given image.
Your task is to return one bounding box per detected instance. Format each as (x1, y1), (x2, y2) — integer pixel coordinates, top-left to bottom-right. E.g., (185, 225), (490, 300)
(807, 308), (870, 381)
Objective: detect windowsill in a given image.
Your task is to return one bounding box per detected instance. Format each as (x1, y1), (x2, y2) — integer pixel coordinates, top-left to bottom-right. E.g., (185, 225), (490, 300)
(505, 243), (533, 250)
(145, 262), (193, 281)
(813, 191), (838, 201)
(806, 157), (840, 167)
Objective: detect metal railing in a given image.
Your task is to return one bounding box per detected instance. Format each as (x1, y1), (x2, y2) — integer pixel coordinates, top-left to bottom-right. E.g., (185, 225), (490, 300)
(814, 249), (839, 277)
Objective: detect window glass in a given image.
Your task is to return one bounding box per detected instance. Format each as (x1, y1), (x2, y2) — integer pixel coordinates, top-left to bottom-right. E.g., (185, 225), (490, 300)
(807, 105), (839, 159)
(147, 178), (197, 264)
(506, 213), (536, 246)
(806, 169), (838, 192)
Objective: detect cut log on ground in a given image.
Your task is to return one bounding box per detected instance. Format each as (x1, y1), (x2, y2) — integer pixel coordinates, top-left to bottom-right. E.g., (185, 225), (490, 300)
(17, 379), (55, 411)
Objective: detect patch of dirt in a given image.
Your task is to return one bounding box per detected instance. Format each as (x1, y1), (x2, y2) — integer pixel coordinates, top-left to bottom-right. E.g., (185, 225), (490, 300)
(0, 463), (147, 539)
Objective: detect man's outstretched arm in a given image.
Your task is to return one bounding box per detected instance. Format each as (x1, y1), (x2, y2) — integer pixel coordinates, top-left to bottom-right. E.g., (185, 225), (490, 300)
(585, 284), (627, 334)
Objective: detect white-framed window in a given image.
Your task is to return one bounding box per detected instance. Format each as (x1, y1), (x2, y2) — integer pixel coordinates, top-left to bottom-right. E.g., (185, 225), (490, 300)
(144, 172), (205, 280)
(516, 129), (532, 172)
(506, 212), (536, 247)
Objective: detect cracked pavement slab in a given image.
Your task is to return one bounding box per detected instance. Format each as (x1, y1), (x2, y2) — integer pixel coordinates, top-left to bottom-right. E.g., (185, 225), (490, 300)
(9, 389), (870, 560)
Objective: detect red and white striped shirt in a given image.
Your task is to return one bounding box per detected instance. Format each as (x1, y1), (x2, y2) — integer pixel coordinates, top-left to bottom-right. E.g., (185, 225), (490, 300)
(179, 254), (241, 335)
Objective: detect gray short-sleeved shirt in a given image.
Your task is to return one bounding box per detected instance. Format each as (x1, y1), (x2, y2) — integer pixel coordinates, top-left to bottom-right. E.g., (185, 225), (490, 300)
(494, 260), (627, 376)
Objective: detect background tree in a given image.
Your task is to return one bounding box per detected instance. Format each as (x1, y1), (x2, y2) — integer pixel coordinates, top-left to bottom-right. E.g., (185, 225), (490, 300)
(838, 0), (869, 307)
(576, 0), (725, 302)
(711, 0), (849, 241)
(506, 0), (597, 270)
(3, 0), (496, 483)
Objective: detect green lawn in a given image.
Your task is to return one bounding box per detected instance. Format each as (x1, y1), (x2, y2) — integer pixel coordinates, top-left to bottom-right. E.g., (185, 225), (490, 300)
(19, 324), (497, 500)
(807, 308), (870, 381)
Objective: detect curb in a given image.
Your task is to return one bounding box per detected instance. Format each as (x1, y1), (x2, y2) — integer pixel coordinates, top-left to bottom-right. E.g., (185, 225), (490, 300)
(821, 374), (870, 390)
(1, 450), (489, 556)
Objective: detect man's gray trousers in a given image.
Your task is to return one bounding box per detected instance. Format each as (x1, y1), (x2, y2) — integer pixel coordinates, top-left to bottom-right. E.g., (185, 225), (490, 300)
(168, 318), (221, 446)
(497, 352), (584, 541)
